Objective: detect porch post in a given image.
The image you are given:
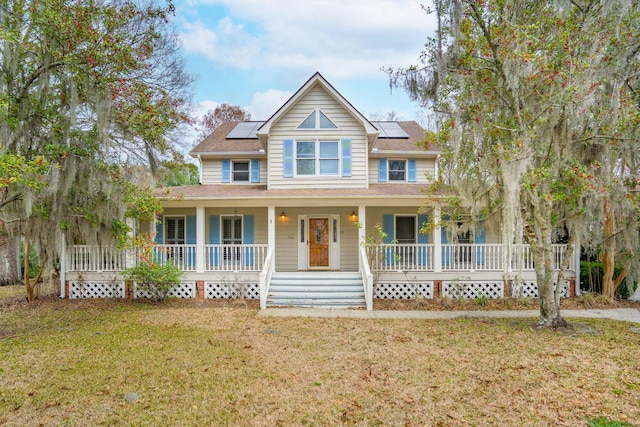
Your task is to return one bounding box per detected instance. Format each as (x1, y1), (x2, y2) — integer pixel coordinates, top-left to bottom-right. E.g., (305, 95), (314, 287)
(433, 206), (442, 273)
(196, 206), (205, 273)
(574, 236), (581, 296)
(358, 205), (366, 266)
(60, 234), (66, 298)
(268, 206), (276, 258)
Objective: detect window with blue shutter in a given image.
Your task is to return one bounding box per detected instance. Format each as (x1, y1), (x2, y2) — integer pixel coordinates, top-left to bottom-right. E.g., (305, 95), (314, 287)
(221, 160), (231, 183)
(474, 222), (486, 266)
(185, 216), (197, 267)
(441, 218), (451, 266)
(243, 215), (254, 266)
(250, 160), (260, 183)
(408, 159), (417, 183)
(283, 139), (294, 177)
(382, 214), (395, 266)
(209, 215), (220, 266)
(378, 159), (388, 182)
(341, 138), (352, 177)
(417, 214), (429, 265)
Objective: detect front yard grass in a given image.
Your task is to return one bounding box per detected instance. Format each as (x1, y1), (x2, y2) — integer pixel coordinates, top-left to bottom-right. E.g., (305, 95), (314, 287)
(1, 293), (639, 426)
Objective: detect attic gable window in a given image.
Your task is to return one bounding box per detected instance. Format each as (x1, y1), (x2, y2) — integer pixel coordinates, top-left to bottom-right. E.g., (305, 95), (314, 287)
(297, 109), (338, 130)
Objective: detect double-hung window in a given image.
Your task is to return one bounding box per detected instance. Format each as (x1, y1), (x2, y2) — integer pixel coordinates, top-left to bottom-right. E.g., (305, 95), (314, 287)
(388, 160), (407, 182)
(232, 161), (249, 182)
(296, 140), (339, 176)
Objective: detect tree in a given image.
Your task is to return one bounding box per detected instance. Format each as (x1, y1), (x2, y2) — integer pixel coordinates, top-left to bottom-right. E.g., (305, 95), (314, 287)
(198, 103), (251, 141)
(388, 0), (640, 327)
(0, 0), (193, 300)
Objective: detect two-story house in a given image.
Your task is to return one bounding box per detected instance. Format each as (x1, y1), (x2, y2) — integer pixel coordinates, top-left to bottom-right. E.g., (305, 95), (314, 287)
(63, 73), (578, 308)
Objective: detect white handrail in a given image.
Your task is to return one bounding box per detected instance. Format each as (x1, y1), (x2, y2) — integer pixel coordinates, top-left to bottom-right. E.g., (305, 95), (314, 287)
(259, 247), (275, 310)
(360, 246), (374, 311)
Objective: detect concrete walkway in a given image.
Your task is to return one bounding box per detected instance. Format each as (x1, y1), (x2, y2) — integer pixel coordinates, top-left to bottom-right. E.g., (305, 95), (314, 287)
(258, 307), (640, 324)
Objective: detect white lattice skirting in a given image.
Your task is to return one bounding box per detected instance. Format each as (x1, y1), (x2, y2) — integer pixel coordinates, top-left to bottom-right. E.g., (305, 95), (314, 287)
(204, 282), (259, 299)
(443, 281), (504, 299)
(512, 281), (569, 299)
(70, 281), (125, 299)
(134, 281), (196, 299)
(375, 282), (434, 299)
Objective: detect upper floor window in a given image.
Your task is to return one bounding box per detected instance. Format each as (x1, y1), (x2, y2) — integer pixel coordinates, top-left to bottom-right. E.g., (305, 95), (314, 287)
(297, 109), (338, 129)
(388, 160), (406, 182)
(232, 161), (249, 182)
(378, 158), (416, 183)
(296, 140), (339, 176)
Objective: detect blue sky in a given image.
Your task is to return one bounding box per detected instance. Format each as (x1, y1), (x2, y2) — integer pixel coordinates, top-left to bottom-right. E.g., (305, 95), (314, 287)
(171, 0), (437, 138)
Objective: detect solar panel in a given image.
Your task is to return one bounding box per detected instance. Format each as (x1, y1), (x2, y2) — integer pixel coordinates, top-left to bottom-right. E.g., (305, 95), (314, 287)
(373, 121), (409, 138)
(226, 122), (265, 139)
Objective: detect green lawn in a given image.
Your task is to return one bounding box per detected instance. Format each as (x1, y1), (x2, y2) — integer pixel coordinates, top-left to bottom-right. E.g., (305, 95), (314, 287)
(1, 291), (639, 426)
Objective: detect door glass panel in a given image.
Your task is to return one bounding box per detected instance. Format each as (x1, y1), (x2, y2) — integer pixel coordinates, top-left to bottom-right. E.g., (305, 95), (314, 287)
(395, 216), (416, 244)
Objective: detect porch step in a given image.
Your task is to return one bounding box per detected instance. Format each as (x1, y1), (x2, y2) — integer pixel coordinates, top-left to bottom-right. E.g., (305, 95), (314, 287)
(267, 272), (365, 309)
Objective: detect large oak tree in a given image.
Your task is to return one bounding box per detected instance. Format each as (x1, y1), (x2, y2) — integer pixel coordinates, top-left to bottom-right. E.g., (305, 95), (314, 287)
(388, 0), (640, 326)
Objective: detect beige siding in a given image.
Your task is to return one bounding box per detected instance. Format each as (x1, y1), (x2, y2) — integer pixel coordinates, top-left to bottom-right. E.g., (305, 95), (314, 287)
(275, 206), (359, 271)
(268, 84), (368, 189)
(368, 157), (436, 184)
(200, 159), (267, 185)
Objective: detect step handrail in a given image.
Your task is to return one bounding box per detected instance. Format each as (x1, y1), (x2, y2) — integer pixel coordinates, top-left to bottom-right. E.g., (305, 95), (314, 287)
(259, 247), (275, 310)
(360, 246), (374, 311)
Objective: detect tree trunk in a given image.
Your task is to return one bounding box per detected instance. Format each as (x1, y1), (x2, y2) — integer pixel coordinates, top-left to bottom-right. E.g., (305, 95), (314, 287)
(0, 225), (21, 286)
(24, 239), (35, 302)
(601, 197), (616, 299)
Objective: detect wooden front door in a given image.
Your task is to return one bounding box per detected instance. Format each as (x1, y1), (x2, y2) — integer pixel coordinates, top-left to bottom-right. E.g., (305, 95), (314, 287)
(309, 218), (329, 268)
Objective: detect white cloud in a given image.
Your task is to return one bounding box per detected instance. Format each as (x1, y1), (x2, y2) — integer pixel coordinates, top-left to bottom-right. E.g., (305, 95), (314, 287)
(178, 0), (435, 79)
(245, 89), (293, 119)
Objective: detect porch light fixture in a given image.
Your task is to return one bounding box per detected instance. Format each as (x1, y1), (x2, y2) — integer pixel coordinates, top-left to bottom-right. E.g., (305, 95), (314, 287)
(350, 211), (358, 221)
(280, 211), (286, 220)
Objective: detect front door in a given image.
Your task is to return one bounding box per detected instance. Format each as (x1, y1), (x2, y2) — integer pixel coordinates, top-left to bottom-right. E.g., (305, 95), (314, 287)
(309, 218), (329, 268)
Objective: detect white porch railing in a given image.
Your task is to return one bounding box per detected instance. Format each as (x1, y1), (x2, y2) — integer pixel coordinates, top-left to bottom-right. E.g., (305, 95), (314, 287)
(204, 244), (268, 272)
(153, 244), (197, 271)
(70, 246), (127, 272)
(370, 243), (574, 272)
(70, 244), (268, 272)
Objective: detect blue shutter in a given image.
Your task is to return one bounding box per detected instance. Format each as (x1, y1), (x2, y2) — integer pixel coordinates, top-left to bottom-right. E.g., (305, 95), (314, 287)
(475, 222), (486, 266)
(417, 214), (429, 266)
(283, 139), (294, 178)
(243, 215), (254, 266)
(186, 216), (197, 267)
(341, 138), (352, 177)
(222, 160), (231, 183)
(441, 217), (450, 266)
(209, 215), (220, 266)
(250, 160), (260, 183)
(408, 159), (417, 183)
(378, 159), (387, 182)
(155, 217), (163, 244)
(382, 214), (395, 266)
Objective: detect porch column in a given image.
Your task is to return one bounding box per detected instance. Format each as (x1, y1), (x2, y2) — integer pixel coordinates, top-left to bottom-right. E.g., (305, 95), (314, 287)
(268, 206), (276, 256)
(357, 205), (366, 245)
(433, 206), (442, 273)
(60, 234), (66, 298)
(574, 236), (581, 296)
(196, 206), (205, 273)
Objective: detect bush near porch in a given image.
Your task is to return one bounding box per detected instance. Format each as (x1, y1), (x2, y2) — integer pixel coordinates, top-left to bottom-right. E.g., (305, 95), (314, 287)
(1, 294), (639, 426)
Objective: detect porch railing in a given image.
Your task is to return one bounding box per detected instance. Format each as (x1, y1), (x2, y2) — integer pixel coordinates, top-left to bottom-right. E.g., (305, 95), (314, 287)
(369, 243), (574, 272)
(69, 244), (268, 272)
(204, 244), (268, 271)
(360, 246), (374, 310)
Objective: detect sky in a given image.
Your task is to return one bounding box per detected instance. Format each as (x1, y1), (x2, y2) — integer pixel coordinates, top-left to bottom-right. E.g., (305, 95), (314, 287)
(171, 0), (437, 137)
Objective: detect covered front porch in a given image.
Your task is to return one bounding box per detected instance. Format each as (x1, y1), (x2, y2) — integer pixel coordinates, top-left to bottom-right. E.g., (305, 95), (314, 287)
(61, 200), (579, 309)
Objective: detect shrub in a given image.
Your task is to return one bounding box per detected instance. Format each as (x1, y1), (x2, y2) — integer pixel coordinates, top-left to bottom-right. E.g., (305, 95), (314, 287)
(124, 235), (184, 301)
(580, 261), (630, 299)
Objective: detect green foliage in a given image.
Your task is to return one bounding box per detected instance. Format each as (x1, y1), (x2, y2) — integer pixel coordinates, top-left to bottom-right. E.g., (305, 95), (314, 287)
(586, 416), (634, 427)
(123, 235), (183, 302)
(0, 152), (48, 191)
(580, 261), (634, 299)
